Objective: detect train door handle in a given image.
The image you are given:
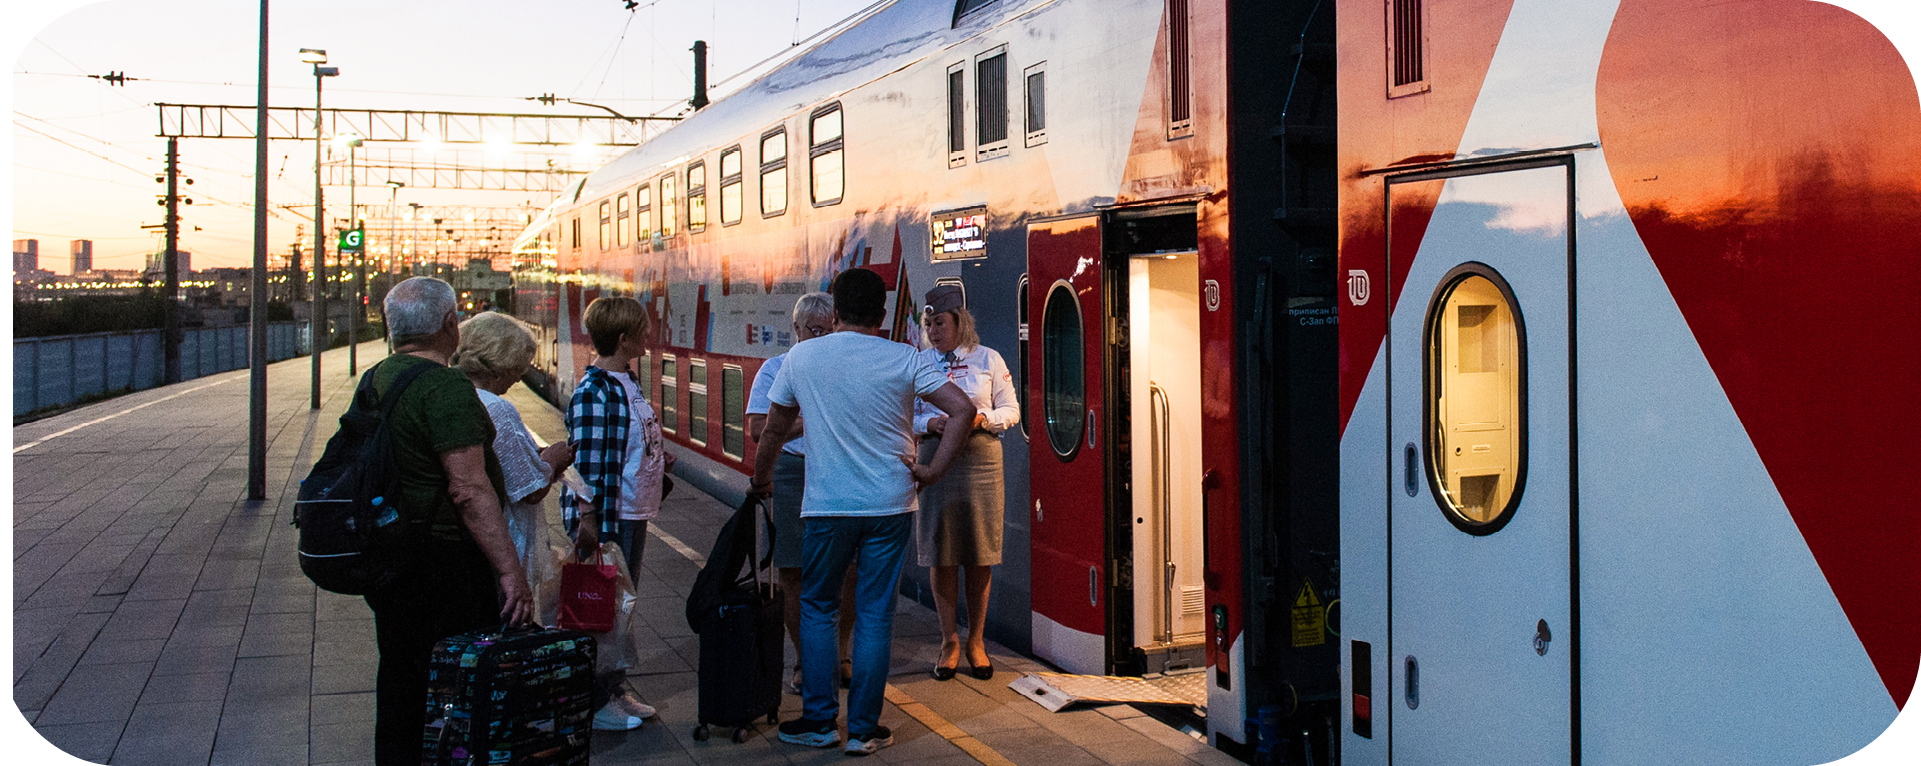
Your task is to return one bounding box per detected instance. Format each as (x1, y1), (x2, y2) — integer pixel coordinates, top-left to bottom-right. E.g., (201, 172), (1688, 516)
(1404, 443), (1419, 497)
(1089, 566), (1100, 607)
(1404, 655), (1420, 710)
(1535, 619), (1552, 656)
(1087, 408), (1098, 449)
(1034, 499), (1043, 522)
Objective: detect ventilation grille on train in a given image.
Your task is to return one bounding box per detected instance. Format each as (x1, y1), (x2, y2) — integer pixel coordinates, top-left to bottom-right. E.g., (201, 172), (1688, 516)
(1391, 0), (1425, 88)
(1181, 586), (1205, 615)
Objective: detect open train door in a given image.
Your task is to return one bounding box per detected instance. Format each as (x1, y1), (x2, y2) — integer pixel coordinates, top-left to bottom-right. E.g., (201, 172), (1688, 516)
(1386, 160), (1574, 763)
(1027, 214), (1111, 675)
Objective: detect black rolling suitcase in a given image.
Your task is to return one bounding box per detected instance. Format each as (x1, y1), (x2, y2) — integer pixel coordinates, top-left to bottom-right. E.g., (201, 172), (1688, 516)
(685, 496), (784, 743)
(422, 626), (596, 766)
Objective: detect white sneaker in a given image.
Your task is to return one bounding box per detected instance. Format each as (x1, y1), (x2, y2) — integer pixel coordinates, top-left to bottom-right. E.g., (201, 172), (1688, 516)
(592, 701), (644, 731)
(616, 689), (657, 719)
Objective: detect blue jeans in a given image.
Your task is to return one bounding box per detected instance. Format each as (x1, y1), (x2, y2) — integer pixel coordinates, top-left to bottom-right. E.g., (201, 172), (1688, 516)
(799, 512), (912, 735)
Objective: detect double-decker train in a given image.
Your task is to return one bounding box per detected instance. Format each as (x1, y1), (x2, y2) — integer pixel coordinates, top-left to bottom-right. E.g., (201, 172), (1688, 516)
(512, 0), (1920, 762)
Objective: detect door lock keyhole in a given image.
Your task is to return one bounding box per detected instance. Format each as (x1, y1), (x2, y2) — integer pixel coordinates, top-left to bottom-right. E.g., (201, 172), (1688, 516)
(1534, 619), (1552, 656)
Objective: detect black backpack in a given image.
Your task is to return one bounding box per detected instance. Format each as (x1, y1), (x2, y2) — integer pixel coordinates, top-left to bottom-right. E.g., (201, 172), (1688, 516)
(294, 359), (436, 595)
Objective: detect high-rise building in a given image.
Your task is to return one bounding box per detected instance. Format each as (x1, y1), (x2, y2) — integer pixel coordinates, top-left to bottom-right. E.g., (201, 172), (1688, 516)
(14, 239), (39, 274)
(145, 250), (191, 278)
(69, 240), (92, 274)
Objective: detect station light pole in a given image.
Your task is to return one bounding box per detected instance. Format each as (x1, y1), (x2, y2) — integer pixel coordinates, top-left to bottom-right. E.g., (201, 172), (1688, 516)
(342, 133), (362, 376)
(302, 47), (336, 410)
(384, 181), (404, 351)
(247, 0), (271, 500)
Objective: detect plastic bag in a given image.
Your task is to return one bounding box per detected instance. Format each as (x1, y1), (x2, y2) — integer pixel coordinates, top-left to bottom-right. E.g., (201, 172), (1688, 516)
(543, 542), (639, 673)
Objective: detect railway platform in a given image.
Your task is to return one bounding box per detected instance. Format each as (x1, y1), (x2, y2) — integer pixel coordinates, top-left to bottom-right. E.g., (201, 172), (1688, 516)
(11, 342), (1238, 766)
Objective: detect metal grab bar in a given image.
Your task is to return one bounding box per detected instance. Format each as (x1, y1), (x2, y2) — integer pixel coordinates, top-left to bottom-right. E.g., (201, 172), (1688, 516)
(1150, 382), (1174, 645)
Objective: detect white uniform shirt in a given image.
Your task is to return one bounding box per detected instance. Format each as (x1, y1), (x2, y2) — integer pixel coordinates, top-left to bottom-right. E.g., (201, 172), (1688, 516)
(746, 353), (805, 456)
(912, 344), (1020, 436)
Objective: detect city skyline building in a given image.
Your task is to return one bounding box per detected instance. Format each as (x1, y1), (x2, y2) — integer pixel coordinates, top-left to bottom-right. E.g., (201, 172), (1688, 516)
(69, 240), (92, 274)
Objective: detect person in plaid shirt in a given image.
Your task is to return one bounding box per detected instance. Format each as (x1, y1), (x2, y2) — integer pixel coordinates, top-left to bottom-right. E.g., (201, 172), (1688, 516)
(562, 296), (672, 731)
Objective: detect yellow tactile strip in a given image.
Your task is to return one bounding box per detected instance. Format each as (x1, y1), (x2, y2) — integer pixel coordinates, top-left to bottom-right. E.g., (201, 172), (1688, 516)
(884, 683), (1020, 766)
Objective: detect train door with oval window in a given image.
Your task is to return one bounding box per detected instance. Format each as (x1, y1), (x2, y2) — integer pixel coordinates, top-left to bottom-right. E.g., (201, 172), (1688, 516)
(1027, 214), (1109, 675)
(1387, 162), (1573, 764)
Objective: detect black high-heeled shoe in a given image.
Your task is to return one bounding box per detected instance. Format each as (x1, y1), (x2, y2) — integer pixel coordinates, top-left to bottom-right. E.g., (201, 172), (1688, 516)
(932, 664), (957, 681)
(969, 663), (994, 680)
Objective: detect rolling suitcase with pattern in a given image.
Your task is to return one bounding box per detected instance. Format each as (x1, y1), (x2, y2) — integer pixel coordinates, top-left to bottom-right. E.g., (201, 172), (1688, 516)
(421, 626), (596, 766)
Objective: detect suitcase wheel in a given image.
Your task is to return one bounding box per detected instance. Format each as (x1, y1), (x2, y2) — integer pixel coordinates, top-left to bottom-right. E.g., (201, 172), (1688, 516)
(732, 726), (751, 744)
(693, 724), (710, 742)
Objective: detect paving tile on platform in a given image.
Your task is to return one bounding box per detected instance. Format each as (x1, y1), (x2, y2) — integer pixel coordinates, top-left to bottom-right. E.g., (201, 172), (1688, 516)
(31, 719), (126, 764)
(310, 661), (377, 696)
(310, 720), (374, 764)
(111, 699), (223, 766)
(308, 691), (375, 726)
(78, 637), (168, 667)
(137, 670), (232, 705)
(35, 660), (153, 726)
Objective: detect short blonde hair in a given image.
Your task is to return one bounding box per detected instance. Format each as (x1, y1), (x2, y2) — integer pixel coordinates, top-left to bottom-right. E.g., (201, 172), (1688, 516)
(583, 296), (648, 355)
(452, 312), (537, 381)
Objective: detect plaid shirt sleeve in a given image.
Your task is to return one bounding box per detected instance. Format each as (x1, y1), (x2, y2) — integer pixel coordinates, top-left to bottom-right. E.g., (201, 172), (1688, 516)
(561, 368), (629, 535)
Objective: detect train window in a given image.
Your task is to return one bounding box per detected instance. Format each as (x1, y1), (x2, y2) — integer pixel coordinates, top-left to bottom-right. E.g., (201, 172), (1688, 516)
(1425, 266), (1525, 532)
(1024, 62), (1047, 147)
(635, 184), (653, 242)
(688, 359), (709, 446)
(810, 104), (845, 206)
(1041, 281), (1085, 458)
(571, 216), (580, 250)
(719, 146), (743, 226)
(1387, 0), (1429, 97)
(615, 193), (630, 246)
(977, 48), (1009, 159)
(687, 162), (708, 232)
(660, 175), (679, 238)
(660, 356), (679, 433)
(761, 128), (788, 217)
(721, 364), (745, 458)
(1017, 273), (1030, 442)
(953, 0), (997, 26)
(598, 201), (611, 251)
(947, 63), (967, 167)
(1167, 0), (1193, 138)
(638, 351), (651, 393)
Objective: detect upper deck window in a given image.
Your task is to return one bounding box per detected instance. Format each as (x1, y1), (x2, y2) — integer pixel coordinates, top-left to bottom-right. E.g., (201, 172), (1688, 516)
(1024, 62), (1047, 147)
(810, 104), (845, 206)
(660, 174), (679, 238)
(635, 183), (653, 241)
(1388, 0), (1429, 97)
(948, 63), (967, 167)
(976, 47), (1009, 160)
(597, 200), (611, 251)
(687, 162), (708, 232)
(953, 0), (998, 26)
(719, 146), (743, 226)
(761, 128), (788, 217)
(615, 193), (630, 246)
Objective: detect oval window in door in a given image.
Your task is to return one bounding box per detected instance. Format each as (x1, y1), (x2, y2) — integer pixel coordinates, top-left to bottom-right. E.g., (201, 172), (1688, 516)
(1041, 281), (1085, 459)
(1424, 264), (1526, 534)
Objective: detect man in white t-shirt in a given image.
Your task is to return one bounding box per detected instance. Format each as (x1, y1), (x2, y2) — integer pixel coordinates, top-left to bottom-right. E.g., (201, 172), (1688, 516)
(751, 268), (976, 756)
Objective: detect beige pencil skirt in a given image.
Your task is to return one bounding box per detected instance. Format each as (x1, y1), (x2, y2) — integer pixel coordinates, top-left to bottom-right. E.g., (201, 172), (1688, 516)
(914, 430), (1005, 568)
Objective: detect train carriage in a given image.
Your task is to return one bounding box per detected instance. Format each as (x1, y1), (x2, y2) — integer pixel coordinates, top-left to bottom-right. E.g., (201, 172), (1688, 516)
(513, 0), (1342, 759)
(1335, 0), (1921, 763)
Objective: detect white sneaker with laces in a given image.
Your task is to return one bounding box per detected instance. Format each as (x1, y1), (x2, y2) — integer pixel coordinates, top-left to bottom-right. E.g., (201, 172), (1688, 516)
(592, 701), (644, 731)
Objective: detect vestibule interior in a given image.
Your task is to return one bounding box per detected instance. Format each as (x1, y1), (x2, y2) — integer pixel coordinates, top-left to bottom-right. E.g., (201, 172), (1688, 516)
(1128, 252), (1207, 662)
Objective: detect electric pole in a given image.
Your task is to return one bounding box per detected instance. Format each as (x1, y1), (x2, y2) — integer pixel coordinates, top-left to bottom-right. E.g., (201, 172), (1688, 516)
(162, 137), (183, 385)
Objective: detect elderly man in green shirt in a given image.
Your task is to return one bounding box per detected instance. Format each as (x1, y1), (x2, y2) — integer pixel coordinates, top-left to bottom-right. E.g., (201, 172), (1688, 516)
(362, 277), (533, 766)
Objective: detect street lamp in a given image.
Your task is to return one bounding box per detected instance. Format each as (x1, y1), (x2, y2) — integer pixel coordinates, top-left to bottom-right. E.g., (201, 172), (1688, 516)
(384, 180), (403, 354)
(305, 47), (338, 409)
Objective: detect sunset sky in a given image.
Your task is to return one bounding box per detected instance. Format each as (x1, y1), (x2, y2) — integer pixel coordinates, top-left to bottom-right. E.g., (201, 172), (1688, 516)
(7, 0), (877, 274)
(13, 0), (1921, 277)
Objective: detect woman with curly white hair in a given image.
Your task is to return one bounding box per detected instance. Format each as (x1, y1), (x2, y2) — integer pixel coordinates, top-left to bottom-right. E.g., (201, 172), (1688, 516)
(450, 312), (573, 586)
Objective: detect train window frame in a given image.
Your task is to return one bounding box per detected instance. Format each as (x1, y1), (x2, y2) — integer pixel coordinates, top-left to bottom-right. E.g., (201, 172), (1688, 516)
(1040, 279), (1086, 460)
(810, 103), (845, 207)
(1422, 262), (1527, 536)
(660, 174), (679, 238)
(635, 183), (653, 242)
(660, 356), (679, 434)
(615, 193), (630, 247)
(760, 127), (789, 217)
(947, 62), (968, 168)
(687, 161), (708, 233)
(571, 216), (581, 251)
(598, 200), (611, 252)
(719, 146), (744, 227)
(976, 45), (1010, 161)
(1016, 273), (1030, 442)
(1167, 0), (1194, 139)
(721, 364), (745, 459)
(1386, 0), (1430, 98)
(953, 0), (999, 27)
(1023, 62), (1047, 147)
(688, 359), (709, 447)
